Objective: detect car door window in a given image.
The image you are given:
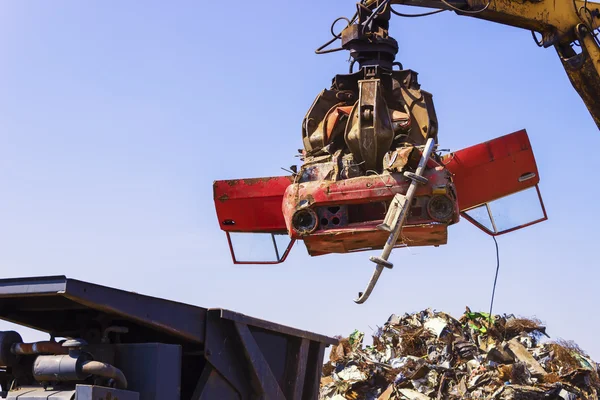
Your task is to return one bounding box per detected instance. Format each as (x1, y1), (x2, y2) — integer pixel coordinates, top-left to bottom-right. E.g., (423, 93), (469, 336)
(462, 186), (547, 236)
(226, 232), (295, 264)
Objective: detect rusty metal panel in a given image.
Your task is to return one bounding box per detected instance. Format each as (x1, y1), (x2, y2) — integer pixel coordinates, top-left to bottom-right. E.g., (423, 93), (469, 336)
(213, 176), (293, 233)
(282, 169), (452, 226)
(303, 223), (448, 255)
(345, 79), (394, 171)
(282, 166), (457, 244)
(443, 129), (540, 212)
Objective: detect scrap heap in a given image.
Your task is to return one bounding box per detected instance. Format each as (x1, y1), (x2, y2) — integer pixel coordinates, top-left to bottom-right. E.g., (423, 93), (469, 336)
(320, 308), (599, 399)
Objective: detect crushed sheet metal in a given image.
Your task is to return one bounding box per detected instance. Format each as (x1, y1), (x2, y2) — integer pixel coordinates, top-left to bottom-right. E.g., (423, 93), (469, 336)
(320, 308), (600, 399)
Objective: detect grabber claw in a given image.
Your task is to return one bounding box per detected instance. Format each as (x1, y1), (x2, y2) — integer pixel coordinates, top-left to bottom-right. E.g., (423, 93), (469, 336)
(354, 138), (436, 304)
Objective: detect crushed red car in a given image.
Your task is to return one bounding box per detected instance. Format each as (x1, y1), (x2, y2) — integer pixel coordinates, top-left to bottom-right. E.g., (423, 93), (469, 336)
(214, 129), (547, 264)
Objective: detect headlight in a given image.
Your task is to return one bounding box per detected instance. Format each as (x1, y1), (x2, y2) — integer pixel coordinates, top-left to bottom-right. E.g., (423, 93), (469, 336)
(291, 208), (318, 235)
(427, 195), (455, 222)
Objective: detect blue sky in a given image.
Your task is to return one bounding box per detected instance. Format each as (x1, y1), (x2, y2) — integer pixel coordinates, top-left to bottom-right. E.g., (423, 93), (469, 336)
(1, 1), (599, 360)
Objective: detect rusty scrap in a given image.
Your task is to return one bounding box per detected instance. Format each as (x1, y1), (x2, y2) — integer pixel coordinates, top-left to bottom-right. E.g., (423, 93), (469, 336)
(320, 309), (600, 399)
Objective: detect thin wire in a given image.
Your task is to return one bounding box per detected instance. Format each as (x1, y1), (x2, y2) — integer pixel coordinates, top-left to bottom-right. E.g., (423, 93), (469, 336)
(487, 235), (500, 329)
(390, 6), (446, 17)
(440, 0), (491, 14)
(366, 170), (394, 188)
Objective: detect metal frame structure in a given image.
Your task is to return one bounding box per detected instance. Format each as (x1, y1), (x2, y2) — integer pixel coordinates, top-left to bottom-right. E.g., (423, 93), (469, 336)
(225, 232), (296, 265)
(0, 276), (337, 400)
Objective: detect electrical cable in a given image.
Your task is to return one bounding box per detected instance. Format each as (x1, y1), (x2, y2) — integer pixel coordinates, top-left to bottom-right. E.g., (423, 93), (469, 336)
(487, 235), (500, 329)
(573, 0), (600, 47)
(440, 0), (491, 14)
(315, 11), (358, 54)
(390, 6), (446, 17)
(315, 0), (461, 54)
(331, 17), (352, 39)
(315, 36), (344, 54)
(531, 30), (544, 47)
(362, 0), (393, 33)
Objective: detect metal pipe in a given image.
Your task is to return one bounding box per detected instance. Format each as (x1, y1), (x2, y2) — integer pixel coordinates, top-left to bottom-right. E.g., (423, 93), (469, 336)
(34, 354), (90, 382)
(81, 360), (128, 390)
(101, 326), (129, 344)
(12, 341), (68, 355)
(355, 137), (436, 304)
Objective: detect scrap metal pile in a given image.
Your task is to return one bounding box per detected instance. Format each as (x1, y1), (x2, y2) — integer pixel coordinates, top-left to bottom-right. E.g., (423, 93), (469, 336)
(320, 308), (599, 399)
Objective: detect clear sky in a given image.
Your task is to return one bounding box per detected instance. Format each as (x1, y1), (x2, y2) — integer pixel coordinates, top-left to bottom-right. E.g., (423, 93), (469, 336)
(1, 1), (599, 360)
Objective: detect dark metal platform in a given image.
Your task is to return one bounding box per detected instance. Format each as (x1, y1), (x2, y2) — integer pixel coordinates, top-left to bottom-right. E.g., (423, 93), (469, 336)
(0, 275), (335, 346)
(0, 275), (336, 399)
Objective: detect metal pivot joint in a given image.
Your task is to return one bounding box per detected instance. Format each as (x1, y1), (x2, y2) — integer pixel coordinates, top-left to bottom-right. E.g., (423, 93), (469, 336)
(354, 138), (435, 304)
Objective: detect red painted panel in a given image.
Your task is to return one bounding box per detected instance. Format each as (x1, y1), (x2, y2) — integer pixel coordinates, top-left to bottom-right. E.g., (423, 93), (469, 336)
(281, 167), (457, 238)
(213, 176), (293, 232)
(443, 130), (540, 211)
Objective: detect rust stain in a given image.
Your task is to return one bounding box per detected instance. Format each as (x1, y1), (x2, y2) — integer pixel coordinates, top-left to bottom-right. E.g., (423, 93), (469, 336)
(222, 176), (293, 187)
(218, 194), (229, 203)
(13, 341), (68, 355)
(243, 177), (285, 185)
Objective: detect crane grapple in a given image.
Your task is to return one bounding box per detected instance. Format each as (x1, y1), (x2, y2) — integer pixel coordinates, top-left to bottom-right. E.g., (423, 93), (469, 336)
(213, 0), (549, 302)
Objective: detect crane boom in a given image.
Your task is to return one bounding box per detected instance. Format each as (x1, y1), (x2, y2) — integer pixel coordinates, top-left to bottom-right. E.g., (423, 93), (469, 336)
(353, 0), (600, 128)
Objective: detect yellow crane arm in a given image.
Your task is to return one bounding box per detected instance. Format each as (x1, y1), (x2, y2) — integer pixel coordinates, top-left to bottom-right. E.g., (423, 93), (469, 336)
(366, 0), (600, 128)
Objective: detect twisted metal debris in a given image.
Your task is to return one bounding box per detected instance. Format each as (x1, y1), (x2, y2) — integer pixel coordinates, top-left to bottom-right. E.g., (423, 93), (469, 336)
(320, 308), (599, 399)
